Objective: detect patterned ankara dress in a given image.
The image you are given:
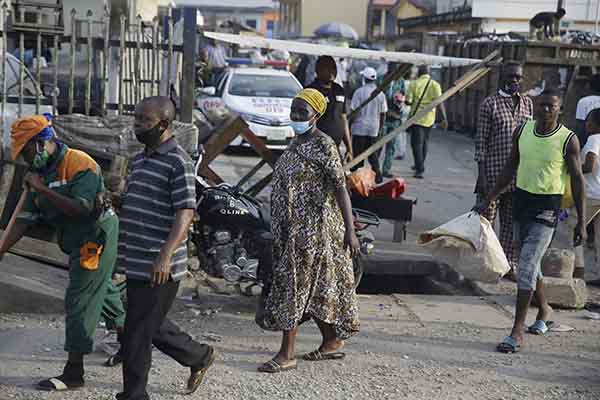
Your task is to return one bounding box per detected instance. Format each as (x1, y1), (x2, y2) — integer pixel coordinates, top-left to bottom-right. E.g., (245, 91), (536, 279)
(262, 130), (360, 340)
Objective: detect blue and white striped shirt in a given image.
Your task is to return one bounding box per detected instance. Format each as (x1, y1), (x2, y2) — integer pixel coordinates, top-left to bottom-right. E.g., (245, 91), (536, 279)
(117, 137), (196, 281)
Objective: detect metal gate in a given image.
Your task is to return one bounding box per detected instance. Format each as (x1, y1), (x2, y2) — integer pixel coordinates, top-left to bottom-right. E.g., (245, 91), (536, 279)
(0, 1), (185, 147)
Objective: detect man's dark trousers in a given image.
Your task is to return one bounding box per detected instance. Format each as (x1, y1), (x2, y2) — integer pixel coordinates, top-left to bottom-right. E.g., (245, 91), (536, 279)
(119, 279), (213, 400)
(352, 135), (382, 176)
(409, 124), (432, 174)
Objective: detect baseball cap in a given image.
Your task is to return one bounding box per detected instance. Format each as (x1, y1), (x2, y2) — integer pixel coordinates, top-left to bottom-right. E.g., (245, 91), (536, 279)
(360, 67), (377, 81)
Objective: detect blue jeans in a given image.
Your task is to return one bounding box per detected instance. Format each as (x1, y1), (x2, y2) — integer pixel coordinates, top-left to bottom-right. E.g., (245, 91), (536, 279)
(514, 220), (555, 290)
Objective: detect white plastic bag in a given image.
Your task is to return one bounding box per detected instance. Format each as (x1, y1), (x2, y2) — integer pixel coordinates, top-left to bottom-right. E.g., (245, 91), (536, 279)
(418, 212), (511, 283)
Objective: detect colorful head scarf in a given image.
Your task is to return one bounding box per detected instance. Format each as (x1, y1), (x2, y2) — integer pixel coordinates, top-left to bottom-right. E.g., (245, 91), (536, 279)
(10, 114), (54, 160)
(295, 88), (327, 116)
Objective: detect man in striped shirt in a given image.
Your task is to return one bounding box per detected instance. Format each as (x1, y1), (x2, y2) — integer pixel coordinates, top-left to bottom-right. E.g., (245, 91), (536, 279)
(117, 97), (215, 400)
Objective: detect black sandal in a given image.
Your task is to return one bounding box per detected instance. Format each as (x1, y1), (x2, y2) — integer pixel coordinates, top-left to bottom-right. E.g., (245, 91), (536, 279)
(257, 359), (297, 373)
(302, 350), (346, 362)
(36, 376), (84, 391)
(104, 351), (123, 367)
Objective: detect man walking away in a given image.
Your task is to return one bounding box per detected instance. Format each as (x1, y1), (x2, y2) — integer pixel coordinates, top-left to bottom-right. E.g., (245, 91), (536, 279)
(575, 73), (600, 147)
(350, 67), (388, 183)
(117, 97), (215, 400)
(382, 66), (410, 178)
(475, 89), (586, 354)
(406, 65), (448, 179)
(475, 62), (533, 280)
(201, 38), (227, 86)
(307, 55), (353, 161)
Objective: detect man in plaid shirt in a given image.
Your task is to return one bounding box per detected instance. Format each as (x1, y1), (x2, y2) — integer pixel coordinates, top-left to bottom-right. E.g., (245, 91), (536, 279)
(475, 62), (533, 277)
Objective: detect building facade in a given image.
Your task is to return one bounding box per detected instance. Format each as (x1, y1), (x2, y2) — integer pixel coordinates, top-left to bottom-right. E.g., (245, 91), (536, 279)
(396, 0), (600, 34)
(278, 0), (370, 38)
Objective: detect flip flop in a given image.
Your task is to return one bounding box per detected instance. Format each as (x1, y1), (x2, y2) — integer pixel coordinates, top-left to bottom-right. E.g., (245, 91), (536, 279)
(104, 351), (123, 367)
(302, 350), (346, 362)
(257, 359), (297, 373)
(528, 320), (554, 335)
(186, 350), (216, 394)
(497, 336), (521, 354)
(36, 377), (84, 392)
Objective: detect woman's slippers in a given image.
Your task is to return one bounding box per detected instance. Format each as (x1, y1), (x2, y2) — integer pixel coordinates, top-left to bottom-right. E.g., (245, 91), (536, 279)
(36, 376), (84, 392)
(302, 350), (346, 362)
(528, 320), (554, 335)
(497, 336), (521, 354)
(258, 359), (298, 373)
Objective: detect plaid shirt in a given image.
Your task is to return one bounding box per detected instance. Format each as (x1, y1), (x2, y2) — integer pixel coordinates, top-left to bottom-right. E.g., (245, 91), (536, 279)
(475, 92), (533, 190)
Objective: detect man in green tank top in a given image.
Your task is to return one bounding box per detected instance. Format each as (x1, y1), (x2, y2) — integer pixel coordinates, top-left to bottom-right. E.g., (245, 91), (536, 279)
(475, 88), (587, 353)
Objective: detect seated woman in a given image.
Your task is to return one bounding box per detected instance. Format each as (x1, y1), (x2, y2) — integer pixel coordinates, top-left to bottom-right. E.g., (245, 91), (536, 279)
(257, 88), (360, 373)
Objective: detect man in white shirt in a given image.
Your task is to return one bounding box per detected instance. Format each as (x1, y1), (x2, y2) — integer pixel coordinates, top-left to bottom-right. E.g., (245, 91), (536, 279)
(576, 109), (600, 283)
(575, 74), (600, 147)
(350, 67), (388, 183)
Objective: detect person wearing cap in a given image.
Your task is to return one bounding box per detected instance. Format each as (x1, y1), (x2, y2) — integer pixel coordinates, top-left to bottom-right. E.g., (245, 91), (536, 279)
(349, 66), (388, 183)
(405, 65), (448, 179)
(307, 55), (353, 160)
(0, 115), (125, 391)
(257, 88), (360, 373)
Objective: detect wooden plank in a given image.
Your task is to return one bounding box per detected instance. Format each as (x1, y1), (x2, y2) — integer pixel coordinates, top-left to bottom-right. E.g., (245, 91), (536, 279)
(200, 166), (224, 185)
(0, 230), (69, 268)
(245, 172), (273, 197)
(200, 116), (248, 170)
(240, 128), (278, 167)
(344, 52), (499, 171)
(203, 31), (482, 67)
(525, 57), (600, 67)
(236, 159), (267, 189)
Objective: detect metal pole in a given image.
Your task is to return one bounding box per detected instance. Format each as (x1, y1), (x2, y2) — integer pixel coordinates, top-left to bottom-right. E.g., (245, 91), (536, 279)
(18, 7), (25, 118)
(594, 0), (600, 35)
(69, 9), (76, 114)
(85, 10), (93, 116)
(1, 2), (7, 150)
(118, 13), (125, 114)
(35, 7), (42, 114)
(101, 3), (110, 116)
(53, 9), (59, 116)
(181, 7), (197, 123)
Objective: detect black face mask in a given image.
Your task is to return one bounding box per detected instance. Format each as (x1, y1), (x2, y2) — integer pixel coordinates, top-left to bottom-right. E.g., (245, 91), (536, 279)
(135, 122), (163, 147)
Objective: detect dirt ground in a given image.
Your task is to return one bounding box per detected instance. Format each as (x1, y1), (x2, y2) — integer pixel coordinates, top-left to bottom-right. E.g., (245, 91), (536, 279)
(1, 289), (599, 400)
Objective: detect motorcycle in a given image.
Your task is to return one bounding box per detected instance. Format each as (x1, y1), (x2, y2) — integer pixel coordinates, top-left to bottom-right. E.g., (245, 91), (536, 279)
(190, 149), (379, 289)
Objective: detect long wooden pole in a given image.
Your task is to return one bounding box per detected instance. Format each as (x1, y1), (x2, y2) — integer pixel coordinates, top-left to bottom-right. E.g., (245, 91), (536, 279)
(344, 51), (501, 171)
(0, 189), (28, 252)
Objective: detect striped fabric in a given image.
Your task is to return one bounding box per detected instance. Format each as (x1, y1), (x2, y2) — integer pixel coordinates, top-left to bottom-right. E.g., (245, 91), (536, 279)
(117, 137), (196, 282)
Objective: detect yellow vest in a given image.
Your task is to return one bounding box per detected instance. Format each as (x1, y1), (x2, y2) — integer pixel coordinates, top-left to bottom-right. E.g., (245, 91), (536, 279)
(516, 120), (573, 195)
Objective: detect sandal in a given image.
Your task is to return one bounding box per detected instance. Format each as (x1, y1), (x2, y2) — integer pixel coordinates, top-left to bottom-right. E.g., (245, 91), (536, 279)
(36, 376), (84, 392)
(104, 350), (123, 367)
(528, 320), (554, 335)
(186, 350), (216, 394)
(497, 336), (521, 354)
(302, 350), (346, 362)
(257, 359), (297, 373)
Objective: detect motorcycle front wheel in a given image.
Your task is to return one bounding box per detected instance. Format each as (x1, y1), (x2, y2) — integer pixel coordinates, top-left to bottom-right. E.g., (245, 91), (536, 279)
(352, 256), (364, 290)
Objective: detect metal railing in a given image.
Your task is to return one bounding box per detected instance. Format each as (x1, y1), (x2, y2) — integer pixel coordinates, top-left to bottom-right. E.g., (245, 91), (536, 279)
(0, 2), (184, 148)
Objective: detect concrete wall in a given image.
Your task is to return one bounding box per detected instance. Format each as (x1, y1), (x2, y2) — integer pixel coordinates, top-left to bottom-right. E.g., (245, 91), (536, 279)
(395, 0), (426, 19)
(300, 0), (370, 38)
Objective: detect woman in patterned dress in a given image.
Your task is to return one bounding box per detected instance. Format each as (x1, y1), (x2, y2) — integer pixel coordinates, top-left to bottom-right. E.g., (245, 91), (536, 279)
(258, 89), (361, 373)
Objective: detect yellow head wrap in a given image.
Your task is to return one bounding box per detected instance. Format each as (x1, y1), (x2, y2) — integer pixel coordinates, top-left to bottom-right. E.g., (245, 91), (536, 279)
(10, 115), (50, 160)
(295, 88), (327, 116)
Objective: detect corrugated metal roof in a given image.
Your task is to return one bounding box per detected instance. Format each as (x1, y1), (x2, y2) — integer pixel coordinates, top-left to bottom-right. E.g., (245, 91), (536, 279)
(175, 0), (277, 10)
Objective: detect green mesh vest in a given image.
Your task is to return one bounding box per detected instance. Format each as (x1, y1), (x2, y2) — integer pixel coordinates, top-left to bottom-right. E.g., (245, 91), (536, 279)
(516, 120), (574, 195)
